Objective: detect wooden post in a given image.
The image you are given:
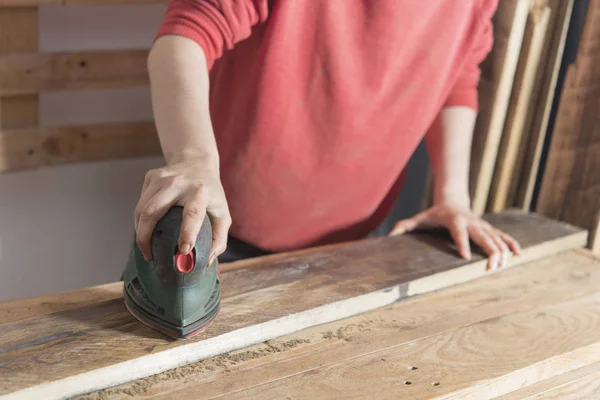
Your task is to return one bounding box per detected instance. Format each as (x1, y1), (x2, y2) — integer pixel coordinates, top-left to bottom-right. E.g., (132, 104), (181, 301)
(0, 6), (39, 130)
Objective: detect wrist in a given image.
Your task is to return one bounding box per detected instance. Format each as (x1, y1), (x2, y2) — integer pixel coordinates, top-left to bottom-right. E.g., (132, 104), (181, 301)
(165, 148), (220, 172)
(433, 184), (471, 209)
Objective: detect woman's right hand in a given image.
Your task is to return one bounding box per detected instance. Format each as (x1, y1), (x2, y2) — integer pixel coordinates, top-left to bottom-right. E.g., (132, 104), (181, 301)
(134, 157), (231, 263)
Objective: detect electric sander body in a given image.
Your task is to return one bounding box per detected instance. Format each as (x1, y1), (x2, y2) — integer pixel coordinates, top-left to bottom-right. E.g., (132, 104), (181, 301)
(123, 206), (220, 339)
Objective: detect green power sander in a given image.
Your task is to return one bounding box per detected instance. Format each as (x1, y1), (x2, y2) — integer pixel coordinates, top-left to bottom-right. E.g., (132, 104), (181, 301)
(123, 206), (221, 339)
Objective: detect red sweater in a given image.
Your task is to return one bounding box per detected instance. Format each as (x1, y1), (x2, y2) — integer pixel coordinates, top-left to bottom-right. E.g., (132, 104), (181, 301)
(156, 0), (496, 252)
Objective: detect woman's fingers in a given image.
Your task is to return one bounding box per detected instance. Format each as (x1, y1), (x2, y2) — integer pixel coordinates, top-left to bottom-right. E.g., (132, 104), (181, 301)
(389, 211), (434, 236)
(485, 226), (511, 269)
(178, 189), (208, 255)
(469, 226), (502, 270)
(497, 230), (521, 256)
(447, 216), (471, 260)
(135, 184), (181, 261)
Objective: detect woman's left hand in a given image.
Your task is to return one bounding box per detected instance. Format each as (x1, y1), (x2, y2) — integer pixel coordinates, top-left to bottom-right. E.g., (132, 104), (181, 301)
(390, 203), (521, 270)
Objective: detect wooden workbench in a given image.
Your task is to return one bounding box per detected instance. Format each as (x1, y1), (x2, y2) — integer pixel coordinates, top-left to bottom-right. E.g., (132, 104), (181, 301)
(2, 210), (599, 399)
(79, 248), (600, 400)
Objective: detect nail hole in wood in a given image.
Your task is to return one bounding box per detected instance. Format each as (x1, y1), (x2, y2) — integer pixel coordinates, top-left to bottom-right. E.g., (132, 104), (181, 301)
(404, 381), (412, 385)
(28, 149), (34, 155)
(81, 132), (88, 139)
(432, 382), (440, 386)
(25, 69), (32, 74)
(79, 60), (88, 68)
(408, 366), (417, 370)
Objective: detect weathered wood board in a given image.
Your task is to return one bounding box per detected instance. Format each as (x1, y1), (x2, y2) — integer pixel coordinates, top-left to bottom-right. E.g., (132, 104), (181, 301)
(469, 0), (530, 214)
(516, 0), (574, 210)
(79, 249), (600, 399)
(0, 211), (587, 399)
(0, 7), (39, 131)
(488, 3), (551, 212)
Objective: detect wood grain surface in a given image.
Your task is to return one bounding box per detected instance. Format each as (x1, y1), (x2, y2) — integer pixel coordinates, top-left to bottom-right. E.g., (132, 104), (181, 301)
(0, 50), (149, 96)
(0, 121), (161, 172)
(488, 3), (551, 212)
(498, 361), (600, 400)
(516, 0), (574, 210)
(536, 0), (600, 251)
(0, 7), (39, 131)
(0, 211), (586, 398)
(469, 0), (530, 214)
(79, 250), (600, 400)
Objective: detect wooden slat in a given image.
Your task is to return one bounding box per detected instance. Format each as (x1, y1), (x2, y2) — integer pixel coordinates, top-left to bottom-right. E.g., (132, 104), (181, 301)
(78, 250), (600, 399)
(488, 3), (551, 212)
(219, 294), (600, 400)
(0, 121), (161, 172)
(0, 210), (586, 399)
(516, 0), (574, 210)
(499, 362), (600, 399)
(469, 0), (531, 215)
(0, 50), (149, 96)
(0, 7), (39, 130)
(0, 0), (165, 5)
(536, 0), (600, 251)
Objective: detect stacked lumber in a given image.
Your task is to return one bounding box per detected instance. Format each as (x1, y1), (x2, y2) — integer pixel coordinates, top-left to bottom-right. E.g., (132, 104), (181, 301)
(536, 0), (600, 253)
(425, 0), (573, 214)
(469, 0), (575, 215)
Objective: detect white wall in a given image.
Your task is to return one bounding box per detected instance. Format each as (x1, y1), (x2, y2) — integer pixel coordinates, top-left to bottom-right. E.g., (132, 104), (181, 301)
(0, 5), (168, 301)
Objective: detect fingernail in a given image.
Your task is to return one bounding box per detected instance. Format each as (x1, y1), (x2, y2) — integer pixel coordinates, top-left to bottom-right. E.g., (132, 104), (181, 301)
(180, 244), (191, 254)
(207, 253), (216, 268)
(391, 227), (406, 236)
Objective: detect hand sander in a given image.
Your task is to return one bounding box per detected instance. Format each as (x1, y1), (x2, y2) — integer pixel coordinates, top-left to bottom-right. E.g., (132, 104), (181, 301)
(123, 206), (221, 339)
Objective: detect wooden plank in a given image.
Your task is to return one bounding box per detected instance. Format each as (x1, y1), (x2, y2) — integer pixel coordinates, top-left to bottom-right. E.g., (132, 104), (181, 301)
(516, 0), (574, 210)
(0, 0), (165, 4)
(469, 0), (531, 215)
(536, 0), (600, 251)
(0, 283), (122, 324)
(499, 362), (600, 399)
(488, 4), (551, 212)
(0, 50), (149, 96)
(0, 211), (586, 399)
(77, 250), (600, 399)
(215, 290), (600, 400)
(0, 7), (39, 130)
(0, 121), (161, 172)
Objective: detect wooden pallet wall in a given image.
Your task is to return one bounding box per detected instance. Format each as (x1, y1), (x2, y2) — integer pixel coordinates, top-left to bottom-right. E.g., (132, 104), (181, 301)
(0, 0), (164, 173)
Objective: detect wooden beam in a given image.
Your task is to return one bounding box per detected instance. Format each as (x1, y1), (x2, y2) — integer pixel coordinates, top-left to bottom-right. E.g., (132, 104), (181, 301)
(488, 4), (551, 212)
(0, 121), (161, 172)
(0, 0), (165, 5)
(516, 0), (574, 210)
(0, 210), (586, 399)
(536, 0), (600, 252)
(0, 7), (39, 130)
(0, 50), (149, 96)
(469, 0), (531, 215)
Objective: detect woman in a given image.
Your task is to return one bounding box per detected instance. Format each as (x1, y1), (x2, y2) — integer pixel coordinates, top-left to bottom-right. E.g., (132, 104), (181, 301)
(134, 0), (520, 269)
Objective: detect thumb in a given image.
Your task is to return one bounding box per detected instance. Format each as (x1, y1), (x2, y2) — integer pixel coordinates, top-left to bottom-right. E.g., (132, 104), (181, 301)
(389, 213), (427, 236)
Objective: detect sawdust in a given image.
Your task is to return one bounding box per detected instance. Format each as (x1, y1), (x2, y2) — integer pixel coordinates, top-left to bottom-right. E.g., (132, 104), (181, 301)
(321, 322), (371, 342)
(77, 338), (311, 399)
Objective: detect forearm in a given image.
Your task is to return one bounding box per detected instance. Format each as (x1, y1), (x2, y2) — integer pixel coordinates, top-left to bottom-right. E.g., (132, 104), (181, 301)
(148, 35), (219, 170)
(425, 106), (477, 207)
